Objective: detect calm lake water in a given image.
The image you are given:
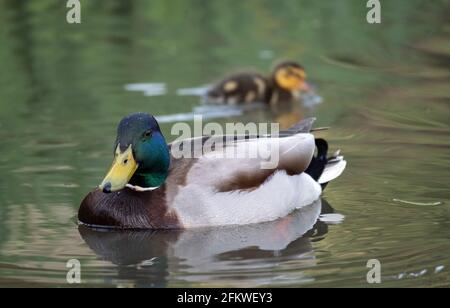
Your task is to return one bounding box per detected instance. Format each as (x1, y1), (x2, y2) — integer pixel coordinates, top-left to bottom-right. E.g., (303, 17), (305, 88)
(0, 0), (449, 287)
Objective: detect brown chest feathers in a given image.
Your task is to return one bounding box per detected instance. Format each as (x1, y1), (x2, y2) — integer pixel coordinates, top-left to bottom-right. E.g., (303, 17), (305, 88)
(78, 187), (181, 229)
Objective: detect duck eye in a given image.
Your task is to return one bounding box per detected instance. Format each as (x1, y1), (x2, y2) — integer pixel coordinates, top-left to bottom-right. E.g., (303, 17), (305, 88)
(143, 130), (152, 138)
(284, 69), (293, 78)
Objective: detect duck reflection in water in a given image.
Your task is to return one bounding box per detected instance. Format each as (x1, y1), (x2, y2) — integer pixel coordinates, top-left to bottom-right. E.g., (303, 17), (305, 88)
(78, 198), (338, 287)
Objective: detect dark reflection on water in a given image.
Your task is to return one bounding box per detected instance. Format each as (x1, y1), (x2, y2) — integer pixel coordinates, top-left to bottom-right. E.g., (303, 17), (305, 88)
(0, 0), (449, 287)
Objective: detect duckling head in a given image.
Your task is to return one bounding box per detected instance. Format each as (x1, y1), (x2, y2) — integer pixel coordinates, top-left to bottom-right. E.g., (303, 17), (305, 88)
(99, 113), (170, 193)
(272, 61), (309, 93)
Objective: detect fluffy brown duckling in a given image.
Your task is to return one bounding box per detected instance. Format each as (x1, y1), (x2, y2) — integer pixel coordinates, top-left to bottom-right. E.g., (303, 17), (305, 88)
(205, 61), (309, 106)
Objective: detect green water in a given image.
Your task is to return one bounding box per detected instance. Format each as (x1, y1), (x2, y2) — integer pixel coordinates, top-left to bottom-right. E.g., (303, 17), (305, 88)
(0, 0), (449, 287)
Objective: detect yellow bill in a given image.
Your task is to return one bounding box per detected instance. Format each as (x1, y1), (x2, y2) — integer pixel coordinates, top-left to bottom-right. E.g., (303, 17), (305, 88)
(99, 145), (138, 193)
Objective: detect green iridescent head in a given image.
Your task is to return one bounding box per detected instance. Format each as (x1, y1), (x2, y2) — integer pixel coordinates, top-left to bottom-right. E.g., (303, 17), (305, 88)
(99, 113), (170, 193)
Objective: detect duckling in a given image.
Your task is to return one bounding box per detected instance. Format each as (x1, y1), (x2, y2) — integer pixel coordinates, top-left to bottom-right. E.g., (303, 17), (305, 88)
(205, 61), (309, 106)
(78, 113), (346, 229)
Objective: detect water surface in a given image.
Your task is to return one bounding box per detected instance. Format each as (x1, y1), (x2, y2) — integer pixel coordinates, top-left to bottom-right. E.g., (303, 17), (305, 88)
(0, 0), (449, 287)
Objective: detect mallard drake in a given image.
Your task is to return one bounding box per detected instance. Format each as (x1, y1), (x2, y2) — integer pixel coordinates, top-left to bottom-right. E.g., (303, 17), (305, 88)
(205, 61), (309, 106)
(78, 113), (346, 229)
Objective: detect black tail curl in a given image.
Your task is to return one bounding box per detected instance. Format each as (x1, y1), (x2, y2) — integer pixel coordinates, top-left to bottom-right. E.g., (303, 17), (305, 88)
(305, 138), (329, 189)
